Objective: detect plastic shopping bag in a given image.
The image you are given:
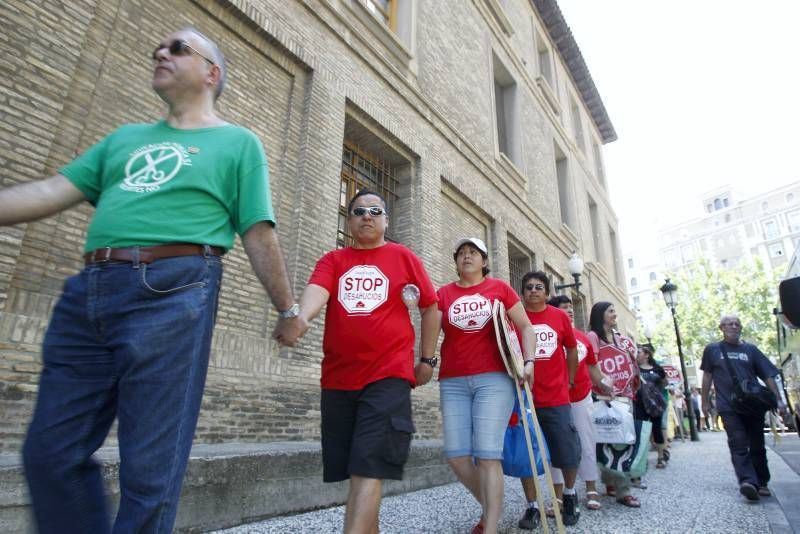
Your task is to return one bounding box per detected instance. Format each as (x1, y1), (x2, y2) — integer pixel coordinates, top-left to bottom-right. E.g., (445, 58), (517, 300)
(596, 419), (653, 479)
(501, 398), (550, 478)
(591, 400), (636, 444)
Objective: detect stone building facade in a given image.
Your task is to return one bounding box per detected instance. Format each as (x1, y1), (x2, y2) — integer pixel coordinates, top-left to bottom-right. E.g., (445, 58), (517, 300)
(0, 0), (633, 452)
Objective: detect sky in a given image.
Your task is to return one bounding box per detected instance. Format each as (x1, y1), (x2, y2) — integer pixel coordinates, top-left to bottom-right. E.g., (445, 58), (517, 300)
(556, 0), (800, 258)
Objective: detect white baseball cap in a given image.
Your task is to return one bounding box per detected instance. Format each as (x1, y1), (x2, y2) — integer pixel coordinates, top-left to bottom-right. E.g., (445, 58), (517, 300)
(454, 237), (488, 256)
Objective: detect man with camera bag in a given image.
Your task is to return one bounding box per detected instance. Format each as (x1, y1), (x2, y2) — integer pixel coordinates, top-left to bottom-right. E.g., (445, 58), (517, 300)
(701, 314), (787, 501)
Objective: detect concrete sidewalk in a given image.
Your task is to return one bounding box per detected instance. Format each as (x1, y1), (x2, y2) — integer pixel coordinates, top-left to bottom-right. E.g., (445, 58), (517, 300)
(765, 432), (800, 533)
(214, 431), (799, 533)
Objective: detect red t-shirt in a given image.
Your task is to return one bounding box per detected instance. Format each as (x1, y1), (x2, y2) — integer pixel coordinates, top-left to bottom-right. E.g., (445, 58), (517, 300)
(308, 242), (437, 390)
(570, 329), (598, 402)
(587, 331), (640, 399)
(437, 277), (520, 379)
(519, 305), (577, 408)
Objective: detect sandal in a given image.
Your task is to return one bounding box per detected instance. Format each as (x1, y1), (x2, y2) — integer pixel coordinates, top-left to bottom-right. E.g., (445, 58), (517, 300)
(656, 460), (666, 468)
(585, 491), (602, 510)
(617, 495), (641, 508)
(606, 485), (616, 497)
(545, 498), (562, 518)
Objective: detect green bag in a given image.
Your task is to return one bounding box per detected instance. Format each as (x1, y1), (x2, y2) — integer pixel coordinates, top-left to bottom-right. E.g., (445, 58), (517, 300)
(596, 419), (653, 479)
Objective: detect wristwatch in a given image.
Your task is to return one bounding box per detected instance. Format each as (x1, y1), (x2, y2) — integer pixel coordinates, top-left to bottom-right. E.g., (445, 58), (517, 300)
(420, 356), (438, 368)
(278, 303), (300, 319)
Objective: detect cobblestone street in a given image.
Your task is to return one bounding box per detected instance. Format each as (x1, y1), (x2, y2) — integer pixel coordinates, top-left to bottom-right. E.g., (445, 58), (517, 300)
(215, 431), (800, 534)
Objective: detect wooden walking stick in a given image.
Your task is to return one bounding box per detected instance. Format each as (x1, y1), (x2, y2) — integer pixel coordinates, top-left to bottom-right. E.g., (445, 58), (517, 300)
(492, 300), (565, 534)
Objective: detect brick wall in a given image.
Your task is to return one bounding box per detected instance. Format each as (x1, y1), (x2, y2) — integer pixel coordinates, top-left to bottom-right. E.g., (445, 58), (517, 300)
(0, 0), (634, 452)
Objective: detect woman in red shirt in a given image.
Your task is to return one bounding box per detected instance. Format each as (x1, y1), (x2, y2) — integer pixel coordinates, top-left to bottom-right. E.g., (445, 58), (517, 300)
(587, 301), (641, 508)
(433, 238), (536, 534)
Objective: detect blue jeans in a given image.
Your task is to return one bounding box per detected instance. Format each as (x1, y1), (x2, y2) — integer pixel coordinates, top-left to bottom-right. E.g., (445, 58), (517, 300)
(22, 254), (222, 534)
(439, 372), (515, 459)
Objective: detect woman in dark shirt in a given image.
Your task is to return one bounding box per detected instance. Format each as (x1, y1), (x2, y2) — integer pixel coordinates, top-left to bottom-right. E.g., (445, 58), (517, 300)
(634, 345), (668, 469)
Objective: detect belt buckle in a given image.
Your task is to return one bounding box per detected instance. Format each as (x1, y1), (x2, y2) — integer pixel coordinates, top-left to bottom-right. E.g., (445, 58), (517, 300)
(91, 247), (113, 263)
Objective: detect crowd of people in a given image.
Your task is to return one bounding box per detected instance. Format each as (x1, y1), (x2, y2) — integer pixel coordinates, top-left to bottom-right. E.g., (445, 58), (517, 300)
(0, 26), (789, 534)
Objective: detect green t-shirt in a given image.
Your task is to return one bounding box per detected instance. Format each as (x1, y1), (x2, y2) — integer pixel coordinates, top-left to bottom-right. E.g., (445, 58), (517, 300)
(60, 121), (274, 252)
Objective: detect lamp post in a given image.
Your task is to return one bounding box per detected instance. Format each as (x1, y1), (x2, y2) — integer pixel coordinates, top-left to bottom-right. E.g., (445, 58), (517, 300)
(659, 278), (699, 441)
(555, 252), (584, 292)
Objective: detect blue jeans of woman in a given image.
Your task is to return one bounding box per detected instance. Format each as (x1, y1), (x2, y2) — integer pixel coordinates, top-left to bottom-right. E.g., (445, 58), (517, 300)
(439, 371), (515, 459)
(22, 254), (222, 533)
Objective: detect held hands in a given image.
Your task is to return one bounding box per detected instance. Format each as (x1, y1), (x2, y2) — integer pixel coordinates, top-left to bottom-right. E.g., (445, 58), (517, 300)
(414, 361), (434, 386)
(272, 315), (309, 347)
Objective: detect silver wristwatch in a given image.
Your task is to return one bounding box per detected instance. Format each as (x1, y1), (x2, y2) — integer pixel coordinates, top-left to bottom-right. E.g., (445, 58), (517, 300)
(278, 303), (300, 319)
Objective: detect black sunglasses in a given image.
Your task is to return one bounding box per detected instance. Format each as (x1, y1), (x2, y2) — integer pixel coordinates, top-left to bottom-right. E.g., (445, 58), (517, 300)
(525, 283), (546, 291)
(152, 40), (215, 65)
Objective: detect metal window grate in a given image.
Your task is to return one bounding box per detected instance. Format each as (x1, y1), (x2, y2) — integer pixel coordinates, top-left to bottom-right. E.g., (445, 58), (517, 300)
(338, 143), (399, 249)
(508, 243), (532, 295)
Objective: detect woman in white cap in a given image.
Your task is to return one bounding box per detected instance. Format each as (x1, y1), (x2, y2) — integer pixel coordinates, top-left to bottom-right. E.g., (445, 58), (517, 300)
(430, 237), (536, 534)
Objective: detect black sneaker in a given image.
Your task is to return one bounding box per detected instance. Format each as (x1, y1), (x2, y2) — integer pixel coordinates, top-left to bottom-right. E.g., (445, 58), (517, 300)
(562, 493), (580, 526)
(518, 506), (541, 530)
(739, 482), (760, 501)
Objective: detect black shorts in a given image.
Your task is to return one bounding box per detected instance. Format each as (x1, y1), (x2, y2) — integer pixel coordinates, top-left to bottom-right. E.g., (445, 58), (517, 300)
(537, 404), (581, 469)
(321, 378), (414, 482)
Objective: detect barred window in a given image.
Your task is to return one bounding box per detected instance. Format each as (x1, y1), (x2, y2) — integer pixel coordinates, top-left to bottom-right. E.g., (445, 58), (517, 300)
(508, 241), (533, 294)
(338, 142), (399, 248)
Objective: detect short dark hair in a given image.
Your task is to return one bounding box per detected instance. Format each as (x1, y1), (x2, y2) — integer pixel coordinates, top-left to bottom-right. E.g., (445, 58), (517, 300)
(521, 271), (550, 295)
(453, 242), (490, 277)
(547, 295), (571, 308)
(346, 189), (388, 215)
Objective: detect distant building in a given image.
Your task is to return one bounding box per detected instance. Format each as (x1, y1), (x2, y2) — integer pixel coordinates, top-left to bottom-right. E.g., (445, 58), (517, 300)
(661, 182), (800, 274)
(625, 181), (800, 324)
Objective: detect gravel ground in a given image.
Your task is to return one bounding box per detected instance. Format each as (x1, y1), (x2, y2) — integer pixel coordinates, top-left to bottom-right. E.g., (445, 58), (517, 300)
(213, 431), (775, 533)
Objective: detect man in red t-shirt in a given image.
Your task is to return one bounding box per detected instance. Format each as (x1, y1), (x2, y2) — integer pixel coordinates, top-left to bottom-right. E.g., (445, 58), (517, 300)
(516, 271), (581, 529)
(297, 190), (438, 533)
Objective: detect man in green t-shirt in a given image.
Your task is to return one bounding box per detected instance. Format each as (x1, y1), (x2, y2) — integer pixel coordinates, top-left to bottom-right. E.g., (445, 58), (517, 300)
(0, 28), (306, 533)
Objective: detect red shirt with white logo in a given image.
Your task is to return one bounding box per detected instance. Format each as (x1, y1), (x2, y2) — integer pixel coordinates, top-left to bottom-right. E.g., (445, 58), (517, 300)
(437, 277), (520, 379)
(519, 305), (577, 407)
(570, 329), (598, 403)
(308, 242), (437, 390)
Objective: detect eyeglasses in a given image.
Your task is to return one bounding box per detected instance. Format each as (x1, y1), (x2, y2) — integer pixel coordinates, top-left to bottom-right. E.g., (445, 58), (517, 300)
(152, 40), (215, 65)
(350, 206), (387, 217)
(525, 283), (546, 291)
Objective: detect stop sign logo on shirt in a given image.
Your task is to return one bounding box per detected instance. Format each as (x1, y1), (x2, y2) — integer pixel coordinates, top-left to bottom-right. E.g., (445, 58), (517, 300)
(533, 324), (558, 359)
(449, 294), (492, 331)
(577, 340), (587, 362)
(338, 265), (389, 314)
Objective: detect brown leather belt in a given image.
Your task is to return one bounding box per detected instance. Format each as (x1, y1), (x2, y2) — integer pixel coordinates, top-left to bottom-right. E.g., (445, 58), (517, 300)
(84, 244), (224, 266)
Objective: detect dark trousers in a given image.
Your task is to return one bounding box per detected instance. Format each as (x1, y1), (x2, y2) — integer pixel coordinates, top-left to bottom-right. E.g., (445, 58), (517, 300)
(720, 411), (769, 487)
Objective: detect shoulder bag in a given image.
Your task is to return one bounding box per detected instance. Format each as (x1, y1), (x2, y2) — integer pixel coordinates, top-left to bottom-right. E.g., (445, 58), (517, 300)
(719, 343), (777, 417)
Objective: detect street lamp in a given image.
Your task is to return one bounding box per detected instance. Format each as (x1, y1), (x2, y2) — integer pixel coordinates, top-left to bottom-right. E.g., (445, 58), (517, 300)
(659, 278), (699, 441)
(555, 252), (584, 292)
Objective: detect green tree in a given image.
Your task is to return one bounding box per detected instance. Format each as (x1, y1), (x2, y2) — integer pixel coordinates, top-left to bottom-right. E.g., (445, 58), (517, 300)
(642, 258), (780, 366)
